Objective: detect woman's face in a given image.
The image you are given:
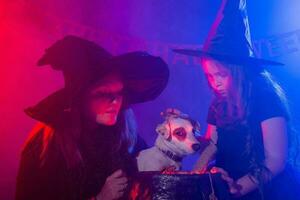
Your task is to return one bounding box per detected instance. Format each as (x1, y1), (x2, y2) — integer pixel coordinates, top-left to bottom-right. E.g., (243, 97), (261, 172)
(201, 58), (232, 97)
(84, 74), (124, 126)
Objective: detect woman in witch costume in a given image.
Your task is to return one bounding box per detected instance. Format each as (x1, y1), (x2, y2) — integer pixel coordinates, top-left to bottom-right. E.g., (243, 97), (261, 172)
(16, 35), (169, 200)
(174, 0), (299, 199)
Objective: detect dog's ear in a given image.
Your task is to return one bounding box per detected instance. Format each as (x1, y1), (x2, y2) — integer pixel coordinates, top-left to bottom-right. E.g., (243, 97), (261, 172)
(156, 123), (170, 139)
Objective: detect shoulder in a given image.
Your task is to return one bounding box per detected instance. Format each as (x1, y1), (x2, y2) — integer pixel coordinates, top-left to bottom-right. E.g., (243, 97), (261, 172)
(130, 134), (148, 156)
(22, 122), (55, 157)
(253, 87), (289, 123)
(17, 123), (55, 179)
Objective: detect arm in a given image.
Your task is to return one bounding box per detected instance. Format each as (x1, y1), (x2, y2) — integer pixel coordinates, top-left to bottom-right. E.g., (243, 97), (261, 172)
(16, 127), (47, 200)
(224, 117), (288, 197)
(261, 117), (288, 176)
(193, 124), (218, 171)
(205, 123), (218, 144)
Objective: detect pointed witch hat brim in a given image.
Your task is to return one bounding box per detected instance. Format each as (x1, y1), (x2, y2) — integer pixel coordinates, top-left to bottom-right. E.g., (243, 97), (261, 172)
(172, 49), (284, 66)
(173, 0), (284, 66)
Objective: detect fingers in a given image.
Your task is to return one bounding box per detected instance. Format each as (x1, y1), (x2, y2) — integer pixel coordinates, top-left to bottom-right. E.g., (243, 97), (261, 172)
(112, 190), (125, 200)
(211, 167), (231, 180)
(98, 173), (126, 200)
(108, 169), (124, 179)
(213, 167), (234, 185)
(166, 108), (181, 115)
(117, 182), (128, 192)
(191, 168), (207, 174)
(229, 184), (240, 194)
(115, 176), (128, 185)
(115, 179), (128, 193)
(211, 167), (228, 176)
(107, 171), (128, 190)
(210, 167), (241, 195)
(210, 167), (232, 183)
(162, 108), (183, 118)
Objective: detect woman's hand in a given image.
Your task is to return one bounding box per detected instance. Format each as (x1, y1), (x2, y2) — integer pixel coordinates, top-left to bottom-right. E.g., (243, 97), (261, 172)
(96, 169), (128, 200)
(211, 167), (242, 197)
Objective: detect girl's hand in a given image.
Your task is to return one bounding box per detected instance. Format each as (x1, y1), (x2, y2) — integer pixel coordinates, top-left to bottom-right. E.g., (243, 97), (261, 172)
(210, 167), (242, 197)
(96, 169), (128, 200)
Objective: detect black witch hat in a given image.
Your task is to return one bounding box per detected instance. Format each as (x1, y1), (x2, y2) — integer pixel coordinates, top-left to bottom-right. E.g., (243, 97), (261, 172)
(173, 0), (283, 66)
(25, 35), (169, 125)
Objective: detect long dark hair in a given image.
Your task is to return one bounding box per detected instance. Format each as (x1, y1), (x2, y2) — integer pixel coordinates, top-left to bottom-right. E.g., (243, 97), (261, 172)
(203, 59), (299, 167)
(202, 59), (300, 198)
(24, 82), (137, 171)
(53, 106), (137, 170)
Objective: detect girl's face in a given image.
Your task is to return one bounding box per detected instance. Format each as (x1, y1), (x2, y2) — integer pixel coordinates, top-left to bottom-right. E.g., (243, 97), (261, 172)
(84, 74), (124, 126)
(201, 58), (232, 97)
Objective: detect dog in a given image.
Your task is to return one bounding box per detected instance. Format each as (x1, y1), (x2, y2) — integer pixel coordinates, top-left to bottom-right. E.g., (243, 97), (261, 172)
(137, 109), (209, 171)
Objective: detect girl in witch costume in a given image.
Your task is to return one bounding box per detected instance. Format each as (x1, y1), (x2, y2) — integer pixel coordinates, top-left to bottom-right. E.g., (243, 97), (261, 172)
(174, 0), (300, 199)
(16, 35), (169, 200)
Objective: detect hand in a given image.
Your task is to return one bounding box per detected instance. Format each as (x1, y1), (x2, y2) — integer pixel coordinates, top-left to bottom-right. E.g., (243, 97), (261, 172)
(162, 108), (189, 118)
(164, 108), (182, 115)
(96, 169), (128, 200)
(210, 167), (242, 197)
